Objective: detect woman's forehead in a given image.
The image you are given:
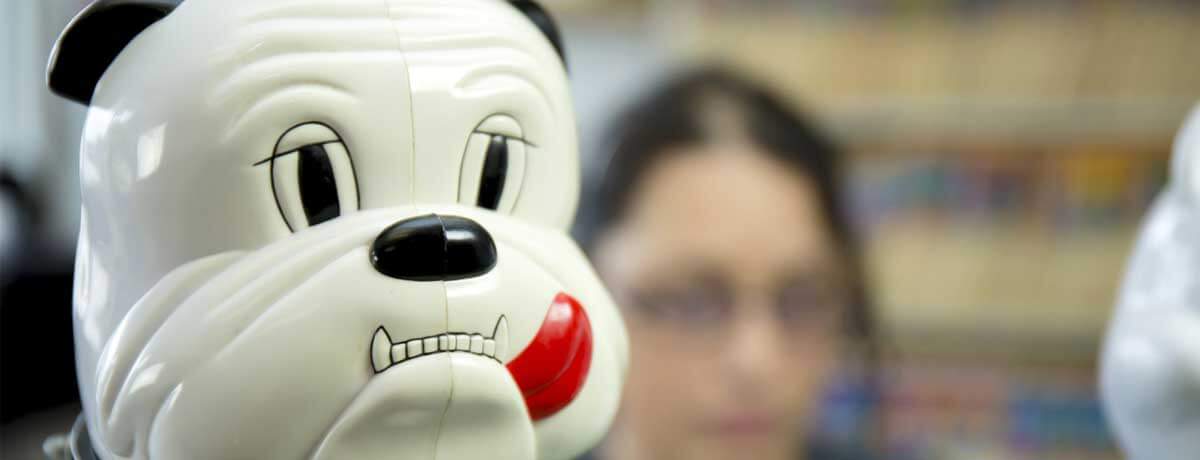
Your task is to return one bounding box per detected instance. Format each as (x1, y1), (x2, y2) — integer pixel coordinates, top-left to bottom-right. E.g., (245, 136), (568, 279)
(610, 146), (843, 283)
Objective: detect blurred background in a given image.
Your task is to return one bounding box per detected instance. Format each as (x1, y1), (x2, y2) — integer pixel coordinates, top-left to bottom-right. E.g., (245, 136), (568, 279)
(3, 0), (1200, 459)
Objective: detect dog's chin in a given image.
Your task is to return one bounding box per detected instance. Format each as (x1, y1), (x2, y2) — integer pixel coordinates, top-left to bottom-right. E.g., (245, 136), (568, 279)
(314, 353), (534, 460)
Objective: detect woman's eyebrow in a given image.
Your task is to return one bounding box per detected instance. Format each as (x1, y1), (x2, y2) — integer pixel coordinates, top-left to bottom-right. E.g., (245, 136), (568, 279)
(626, 259), (725, 291)
(683, 262), (736, 288)
(774, 265), (847, 287)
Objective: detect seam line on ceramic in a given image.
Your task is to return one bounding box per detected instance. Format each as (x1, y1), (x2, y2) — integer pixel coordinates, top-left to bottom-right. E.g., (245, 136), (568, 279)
(381, 0), (418, 209)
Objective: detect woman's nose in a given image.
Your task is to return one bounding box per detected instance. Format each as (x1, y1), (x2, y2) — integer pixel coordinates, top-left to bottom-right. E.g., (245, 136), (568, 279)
(370, 214), (497, 281)
(723, 309), (784, 382)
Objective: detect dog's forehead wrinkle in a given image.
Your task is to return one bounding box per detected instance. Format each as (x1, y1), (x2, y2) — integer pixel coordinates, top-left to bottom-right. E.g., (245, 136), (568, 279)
(452, 69), (557, 127)
(213, 50), (400, 113)
(207, 0), (545, 104)
(387, 0), (502, 16)
(215, 49), (396, 95)
(196, 9), (403, 123)
(394, 11), (559, 58)
(220, 78), (358, 141)
(245, 3), (389, 22)
(183, 1), (398, 64)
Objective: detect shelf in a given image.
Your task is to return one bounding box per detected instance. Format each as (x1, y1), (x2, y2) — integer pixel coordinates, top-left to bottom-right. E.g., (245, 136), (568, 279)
(866, 219), (1135, 363)
(650, 3), (1200, 142)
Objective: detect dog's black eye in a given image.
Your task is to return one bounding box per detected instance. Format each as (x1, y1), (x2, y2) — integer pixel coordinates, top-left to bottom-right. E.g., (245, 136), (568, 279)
(297, 144), (341, 225)
(459, 118), (527, 213)
(477, 135), (509, 210)
(262, 123), (359, 232)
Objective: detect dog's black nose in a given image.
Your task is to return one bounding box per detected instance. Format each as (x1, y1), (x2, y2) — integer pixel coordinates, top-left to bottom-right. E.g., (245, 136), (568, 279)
(370, 214), (497, 281)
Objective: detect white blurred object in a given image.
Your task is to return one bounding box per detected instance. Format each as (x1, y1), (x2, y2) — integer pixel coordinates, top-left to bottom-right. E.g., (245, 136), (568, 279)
(1, 0), (87, 258)
(0, 191), (19, 274)
(1101, 103), (1200, 460)
(43, 433), (72, 460)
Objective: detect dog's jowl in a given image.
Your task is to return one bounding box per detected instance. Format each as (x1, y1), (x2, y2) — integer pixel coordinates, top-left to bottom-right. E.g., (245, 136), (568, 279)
(47, 1), (628, 459)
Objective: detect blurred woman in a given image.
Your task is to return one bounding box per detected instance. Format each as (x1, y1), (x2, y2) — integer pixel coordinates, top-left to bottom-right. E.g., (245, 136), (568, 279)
(578, 67), (876, 460)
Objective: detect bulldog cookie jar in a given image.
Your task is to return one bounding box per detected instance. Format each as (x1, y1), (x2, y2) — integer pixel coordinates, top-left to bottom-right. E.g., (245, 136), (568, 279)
(1101, 104), (1200, 460)
(47, 1), (628, 458)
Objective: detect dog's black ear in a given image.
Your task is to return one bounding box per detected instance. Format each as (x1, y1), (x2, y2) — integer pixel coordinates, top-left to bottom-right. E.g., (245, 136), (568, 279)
(509, 1), (566, 70)
(47, 0), (177, 105)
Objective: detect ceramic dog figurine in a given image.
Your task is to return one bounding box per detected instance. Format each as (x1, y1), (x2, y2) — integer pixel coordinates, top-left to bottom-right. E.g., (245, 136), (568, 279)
(47, 0), (628, 458)
(1101, 104), (1200, 460)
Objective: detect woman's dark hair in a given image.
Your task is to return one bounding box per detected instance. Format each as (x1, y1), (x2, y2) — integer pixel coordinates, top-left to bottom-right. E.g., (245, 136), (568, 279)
(577, 66), (875, 352)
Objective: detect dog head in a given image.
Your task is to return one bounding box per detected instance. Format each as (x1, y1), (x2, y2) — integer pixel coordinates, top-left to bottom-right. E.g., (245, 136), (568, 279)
(50, 1), (627, 458)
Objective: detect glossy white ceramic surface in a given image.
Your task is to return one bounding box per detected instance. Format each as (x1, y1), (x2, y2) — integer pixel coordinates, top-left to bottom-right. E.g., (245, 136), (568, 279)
(57, 1), (628, 458)
(1101, 103), (1200, 460)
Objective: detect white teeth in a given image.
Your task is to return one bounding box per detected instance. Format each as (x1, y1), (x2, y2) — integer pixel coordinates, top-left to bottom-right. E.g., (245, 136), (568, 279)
(424, 337), (438, 353)
(392, 343), (406, 363)
(493, 317), (509, 361)
(373, 320), (507, 373)
(470, 334), (484, 354)
(372, 328), (391, 373)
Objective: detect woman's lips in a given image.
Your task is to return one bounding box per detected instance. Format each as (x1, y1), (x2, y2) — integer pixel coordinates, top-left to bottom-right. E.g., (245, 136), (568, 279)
(708, 413), (779, 437)
(505, 292), (593, 421)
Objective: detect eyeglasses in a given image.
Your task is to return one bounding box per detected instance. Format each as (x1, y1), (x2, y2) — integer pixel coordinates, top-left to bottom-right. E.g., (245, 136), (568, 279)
(618, 273), (849, 338)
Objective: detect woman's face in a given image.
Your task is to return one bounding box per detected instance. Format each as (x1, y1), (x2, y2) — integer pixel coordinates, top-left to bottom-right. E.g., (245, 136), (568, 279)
(594, 144), (849, 460)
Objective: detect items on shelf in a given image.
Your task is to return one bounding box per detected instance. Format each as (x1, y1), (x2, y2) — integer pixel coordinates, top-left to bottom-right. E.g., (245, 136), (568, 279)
(849, 145), (1168, 234)
(815, 364), (1121, 460)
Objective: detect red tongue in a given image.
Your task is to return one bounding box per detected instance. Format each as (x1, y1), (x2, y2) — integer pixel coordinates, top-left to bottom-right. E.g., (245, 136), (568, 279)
(505, 293), (593, 421)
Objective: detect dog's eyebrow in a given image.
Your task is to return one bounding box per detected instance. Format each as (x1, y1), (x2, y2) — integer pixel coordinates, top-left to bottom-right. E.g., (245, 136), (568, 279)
(252, 149), (293, 167)
(209, 11), (398, 100)
(472, 130), (539, 149)
(222, 81), (355, 145)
